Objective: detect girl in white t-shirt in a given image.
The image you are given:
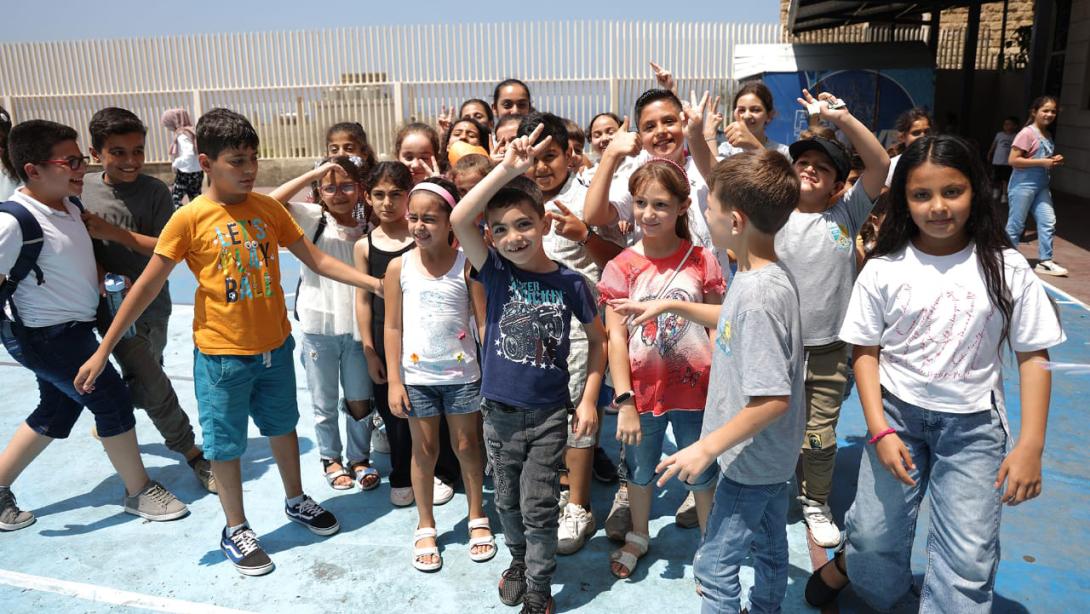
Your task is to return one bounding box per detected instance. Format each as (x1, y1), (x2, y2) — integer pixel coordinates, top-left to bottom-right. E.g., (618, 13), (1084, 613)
(383, 177), (493, 572)
(160, 108), (202, 208)
(268, 156), (380, 492)
(807, 135), (1065, 612)
(714, 81), (792, 161)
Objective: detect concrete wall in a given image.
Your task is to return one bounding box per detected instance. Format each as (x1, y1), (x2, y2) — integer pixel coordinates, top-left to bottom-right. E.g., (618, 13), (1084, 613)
(1054, 0), (1090, 195)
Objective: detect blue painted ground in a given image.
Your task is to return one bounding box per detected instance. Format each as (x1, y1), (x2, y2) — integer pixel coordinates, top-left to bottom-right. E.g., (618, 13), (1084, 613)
(0, 252), (1087, 612)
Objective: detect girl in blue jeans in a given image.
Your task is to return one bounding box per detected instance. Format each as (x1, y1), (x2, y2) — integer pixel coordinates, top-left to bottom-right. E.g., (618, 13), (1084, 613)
(1005, 95), (1068, 277)
(807, 135), (1065, 612)
(269, 155), (379, 491)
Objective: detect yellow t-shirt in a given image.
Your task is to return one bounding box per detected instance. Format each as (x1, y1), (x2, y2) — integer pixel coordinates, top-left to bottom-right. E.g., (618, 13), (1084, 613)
(155, 192), (304, 355)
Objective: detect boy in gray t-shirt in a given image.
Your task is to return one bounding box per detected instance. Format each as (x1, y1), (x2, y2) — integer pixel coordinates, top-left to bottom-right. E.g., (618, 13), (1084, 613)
(612, 150), (803, 613)
(775, 91), (890, 548)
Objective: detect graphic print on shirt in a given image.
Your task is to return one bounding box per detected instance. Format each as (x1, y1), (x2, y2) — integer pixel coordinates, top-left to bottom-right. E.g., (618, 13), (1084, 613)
(637, 287), (693, 355)
(888, 285), (992, 381)
(213, 217), (276, 304)
(495, 278), (566, 369)
(716, 318), (732, 356)
(827, 221), (852, 252)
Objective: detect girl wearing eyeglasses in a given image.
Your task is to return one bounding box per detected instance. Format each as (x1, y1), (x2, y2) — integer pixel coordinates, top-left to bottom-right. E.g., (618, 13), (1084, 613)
(268, 156), (381, 492)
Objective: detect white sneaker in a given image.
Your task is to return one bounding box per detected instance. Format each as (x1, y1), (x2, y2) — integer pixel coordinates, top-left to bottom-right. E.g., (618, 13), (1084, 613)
(801, 499), (842, 547)
(391, 486), (415, 507)
(557, 503), (595, 555)
(1035, 260), (1069, 277)
(434, 478), (454, 506)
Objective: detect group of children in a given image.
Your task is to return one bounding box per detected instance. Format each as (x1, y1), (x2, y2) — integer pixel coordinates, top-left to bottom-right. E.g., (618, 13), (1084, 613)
(0, 69), (1066, 614)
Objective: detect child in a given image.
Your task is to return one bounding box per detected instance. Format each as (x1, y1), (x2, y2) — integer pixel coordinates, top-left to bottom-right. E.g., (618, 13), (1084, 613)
(598, 159), (725, 579)
(491, 114), (525, 163)
(492, 78), (533, 119)
(80, 107), (216, 492)
(325, 121), (378, 172)
(160, 108), (202, 208)
(806, 135), (1065, 612)
(884, 107), (931, 187)
(354, 162), (459, 508)
(460, 98), (495, 131)
(987, 116), (1019, 201)
(0, 105), (17, 200)
(613, 150), (804, 612)
(451, 126), (606, 614)
(451, 154), (492, 198)
(268, 156), (379, 492)
(715, 81), (792, 160)
(516, 112), (624, 556)
(1006, 95), (1067, 277)
(445, 117), (488, 150)
(561, 118), (590, 176)
(396, 123), (442, 185)
(75, 108), (383, 576)
(587, 112), (622, 162)
(1, 120), (188, 531)
(777, 89), (890, 548)
(384, 176), (494, 572)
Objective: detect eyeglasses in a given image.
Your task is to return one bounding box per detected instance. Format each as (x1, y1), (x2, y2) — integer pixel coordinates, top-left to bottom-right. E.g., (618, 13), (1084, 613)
(40, 156), (90, 171)
(320, 183), (358, 196)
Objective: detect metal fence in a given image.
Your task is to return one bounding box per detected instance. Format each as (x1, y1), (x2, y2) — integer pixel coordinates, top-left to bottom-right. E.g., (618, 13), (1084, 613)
(0, 20), (989, 162)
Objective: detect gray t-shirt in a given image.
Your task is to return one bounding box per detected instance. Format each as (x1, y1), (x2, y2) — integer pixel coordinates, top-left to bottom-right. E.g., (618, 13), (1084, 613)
(774, 183), (875, 346)
(82, 172), (174, 323)
(704, 261), (806, 485)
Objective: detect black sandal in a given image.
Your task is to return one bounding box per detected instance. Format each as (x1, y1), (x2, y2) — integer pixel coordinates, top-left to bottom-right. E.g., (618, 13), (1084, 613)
(805, 549), (849, 607)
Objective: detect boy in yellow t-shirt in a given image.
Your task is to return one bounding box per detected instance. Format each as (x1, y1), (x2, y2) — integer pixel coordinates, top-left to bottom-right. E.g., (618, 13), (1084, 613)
(76, 109), (383, 577)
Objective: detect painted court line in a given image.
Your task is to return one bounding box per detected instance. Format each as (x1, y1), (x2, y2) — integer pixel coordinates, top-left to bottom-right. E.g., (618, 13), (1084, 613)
(0, 569), (256, 614)
(1040, 280), (1090, 313)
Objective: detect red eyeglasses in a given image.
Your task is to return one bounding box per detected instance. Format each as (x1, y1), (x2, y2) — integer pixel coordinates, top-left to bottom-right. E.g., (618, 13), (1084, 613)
(40, 156), (90, 170)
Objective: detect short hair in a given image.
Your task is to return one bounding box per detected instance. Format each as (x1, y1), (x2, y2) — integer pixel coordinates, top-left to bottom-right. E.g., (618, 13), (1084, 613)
(562, 119), (585, 148)
(517, 112), (570, 154)
(196, 108), (259, 159)
(634, 89), (683, 128)
(7, 119), (79, 183)
(88, 107), (146, 150)
(708, 150), (800, 235)
(452, 153), (492, 177)
(486, 175), (544, 219)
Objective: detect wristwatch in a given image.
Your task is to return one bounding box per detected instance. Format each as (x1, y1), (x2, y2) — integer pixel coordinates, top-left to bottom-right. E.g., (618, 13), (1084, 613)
(576, 228), (596, 247)
(613, 390), (634, 406)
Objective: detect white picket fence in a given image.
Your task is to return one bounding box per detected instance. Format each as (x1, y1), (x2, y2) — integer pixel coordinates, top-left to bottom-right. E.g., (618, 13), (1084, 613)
(0, 20), (983, 162)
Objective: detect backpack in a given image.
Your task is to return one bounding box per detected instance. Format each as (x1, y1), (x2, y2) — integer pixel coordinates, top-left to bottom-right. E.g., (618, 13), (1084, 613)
(0, 197), (85, 324)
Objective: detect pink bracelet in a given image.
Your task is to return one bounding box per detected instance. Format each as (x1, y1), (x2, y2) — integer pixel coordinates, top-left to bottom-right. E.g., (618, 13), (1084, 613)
(868, 428), (896, 445)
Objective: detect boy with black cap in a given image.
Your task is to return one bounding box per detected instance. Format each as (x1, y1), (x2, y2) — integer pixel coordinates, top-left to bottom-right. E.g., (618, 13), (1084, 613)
(778, 89), (889, 548)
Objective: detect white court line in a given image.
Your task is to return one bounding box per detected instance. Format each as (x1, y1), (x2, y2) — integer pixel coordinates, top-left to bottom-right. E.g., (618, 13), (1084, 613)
(1040, 280), (1090, 313)
(0, 569), (256, 614)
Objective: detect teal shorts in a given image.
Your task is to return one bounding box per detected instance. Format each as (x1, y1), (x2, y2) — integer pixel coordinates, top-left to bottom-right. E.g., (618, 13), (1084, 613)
(194, 336), (299, 461)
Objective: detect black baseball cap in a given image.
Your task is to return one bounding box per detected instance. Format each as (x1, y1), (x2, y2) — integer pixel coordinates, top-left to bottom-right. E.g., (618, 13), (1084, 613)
(789, 136), (851, 183)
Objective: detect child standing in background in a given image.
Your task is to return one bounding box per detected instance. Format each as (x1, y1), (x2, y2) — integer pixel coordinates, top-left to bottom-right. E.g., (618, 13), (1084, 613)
(160, 108), (202, 208)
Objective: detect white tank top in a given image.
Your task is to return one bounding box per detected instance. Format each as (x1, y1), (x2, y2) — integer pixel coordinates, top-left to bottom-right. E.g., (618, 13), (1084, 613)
(399, 249), (480, 386)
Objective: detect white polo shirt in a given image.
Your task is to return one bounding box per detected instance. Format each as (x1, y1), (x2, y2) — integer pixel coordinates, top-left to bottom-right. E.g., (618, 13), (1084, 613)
(0, 190), (99, 327)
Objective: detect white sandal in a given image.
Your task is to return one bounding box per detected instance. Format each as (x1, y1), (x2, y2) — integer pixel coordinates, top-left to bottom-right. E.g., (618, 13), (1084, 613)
(610, 531), (649, 579)
(412, 527), (442, 572)
(468, 517), (497, 562)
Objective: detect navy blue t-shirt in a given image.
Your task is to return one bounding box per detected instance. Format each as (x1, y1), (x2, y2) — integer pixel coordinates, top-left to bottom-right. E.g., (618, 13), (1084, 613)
(471, 248), (597, 409)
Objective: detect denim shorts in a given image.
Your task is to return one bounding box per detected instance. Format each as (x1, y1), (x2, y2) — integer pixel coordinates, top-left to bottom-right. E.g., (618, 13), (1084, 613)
(625, 409), (717, 490)
(405, 381), (481, 418)
(194, 336), (300, 461)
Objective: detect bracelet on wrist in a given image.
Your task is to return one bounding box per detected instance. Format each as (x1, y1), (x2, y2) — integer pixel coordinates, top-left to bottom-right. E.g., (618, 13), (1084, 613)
(868, 427), (896, 445)
(577, 228), (596, 246)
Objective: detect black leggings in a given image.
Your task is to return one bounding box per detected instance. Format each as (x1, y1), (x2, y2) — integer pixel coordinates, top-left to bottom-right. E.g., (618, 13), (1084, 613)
(372, 381), (462, 489)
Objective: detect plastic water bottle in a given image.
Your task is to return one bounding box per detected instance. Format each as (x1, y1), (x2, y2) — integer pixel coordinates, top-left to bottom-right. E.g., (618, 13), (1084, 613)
(103, 274), (136, 339)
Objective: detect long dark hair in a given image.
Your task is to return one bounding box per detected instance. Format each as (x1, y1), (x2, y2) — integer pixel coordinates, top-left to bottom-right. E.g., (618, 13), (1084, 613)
(877, 135), (1014, 350)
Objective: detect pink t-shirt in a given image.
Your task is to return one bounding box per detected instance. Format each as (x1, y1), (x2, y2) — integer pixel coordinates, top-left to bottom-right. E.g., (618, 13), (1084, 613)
(598, 242), (726, 416)
(1011, 125), (1041, 157)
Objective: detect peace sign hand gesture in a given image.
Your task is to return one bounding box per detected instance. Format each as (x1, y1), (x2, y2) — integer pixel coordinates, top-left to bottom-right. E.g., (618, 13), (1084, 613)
(682, 90), (711, 142)
(500, 123), (553, 175)
(437, 105), (454, 136)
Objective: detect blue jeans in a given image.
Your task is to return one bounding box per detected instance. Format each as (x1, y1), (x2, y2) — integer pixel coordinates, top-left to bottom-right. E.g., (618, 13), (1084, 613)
(844, 389), (1007, 612)
(405, 381), (481, 418)
(299, 332), (374, 463)
(693, 475), (789, 614)
(625, 410), (717, 490)
(1006, 179), (1055, 261)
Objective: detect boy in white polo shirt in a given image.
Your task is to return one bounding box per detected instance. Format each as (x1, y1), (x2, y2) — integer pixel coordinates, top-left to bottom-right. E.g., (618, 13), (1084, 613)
(0, 120), (187, 531)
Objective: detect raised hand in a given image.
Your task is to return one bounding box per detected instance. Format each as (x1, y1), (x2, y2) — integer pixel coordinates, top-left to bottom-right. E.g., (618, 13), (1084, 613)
(649, 60), (676, 93)
(544, 200), (589, 243)
(500, 123), (553, 175)
(682, 90), (711, 142)
(489, 133), (507, 164)
(724, 118), (762, 152)
(604, 116), (640, 159)
(704, 95), (724, 141)
(797, 88), (849, 122)
(437, 105), (454, 136)
(422, 155), (442, 178)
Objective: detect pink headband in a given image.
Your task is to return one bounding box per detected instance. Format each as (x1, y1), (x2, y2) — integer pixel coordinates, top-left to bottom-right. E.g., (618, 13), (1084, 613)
(410, 182), (457, 209)
(644, 157), (689, 182)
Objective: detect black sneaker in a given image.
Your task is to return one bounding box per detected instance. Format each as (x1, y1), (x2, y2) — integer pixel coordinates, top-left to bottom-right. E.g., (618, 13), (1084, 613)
(285, 494), (340, 536)
(220, 526), (274, 576)
(521, 590), (555, 614)
(592, 446), (619, 483)
(498, 560), (528, 606)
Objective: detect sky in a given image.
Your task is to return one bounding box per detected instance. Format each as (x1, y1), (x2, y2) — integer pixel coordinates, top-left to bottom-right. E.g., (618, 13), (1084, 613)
(0, 0), (782, 42)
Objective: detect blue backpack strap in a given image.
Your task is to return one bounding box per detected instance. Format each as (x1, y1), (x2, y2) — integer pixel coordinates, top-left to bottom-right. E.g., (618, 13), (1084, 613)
(0, 201), (45, 324)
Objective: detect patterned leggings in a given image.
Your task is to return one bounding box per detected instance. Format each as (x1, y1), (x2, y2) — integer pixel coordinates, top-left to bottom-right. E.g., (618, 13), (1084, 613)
(171, 170), (204, 208)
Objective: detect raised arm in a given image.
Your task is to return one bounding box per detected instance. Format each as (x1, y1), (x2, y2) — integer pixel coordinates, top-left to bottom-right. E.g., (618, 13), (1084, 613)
(268, 162), (338, 205)
(583, 117), (639, 227)
(682, 90), (717, 184)
(799, 89), (890, 200)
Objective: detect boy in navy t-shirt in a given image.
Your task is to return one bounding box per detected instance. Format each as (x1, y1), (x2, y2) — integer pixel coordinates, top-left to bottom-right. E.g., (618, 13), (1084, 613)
(452, 125), (606, 613)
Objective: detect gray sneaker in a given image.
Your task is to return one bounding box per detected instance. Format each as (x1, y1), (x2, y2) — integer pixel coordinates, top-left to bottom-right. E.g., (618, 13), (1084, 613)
(189, 457), (218, 494)
(124, 481), (189, 521)
(0, 488), (35, 531)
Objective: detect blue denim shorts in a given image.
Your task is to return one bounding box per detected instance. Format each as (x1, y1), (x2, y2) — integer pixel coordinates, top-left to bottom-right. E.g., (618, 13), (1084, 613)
(194, 336), (300, 461)
(404, 381), (481, 418)
(625, 409), (717, 490)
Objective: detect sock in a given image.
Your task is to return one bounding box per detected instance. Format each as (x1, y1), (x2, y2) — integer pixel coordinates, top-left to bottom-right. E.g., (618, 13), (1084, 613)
(227, 522), (247, 535)
(286, 494), (306, 508)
